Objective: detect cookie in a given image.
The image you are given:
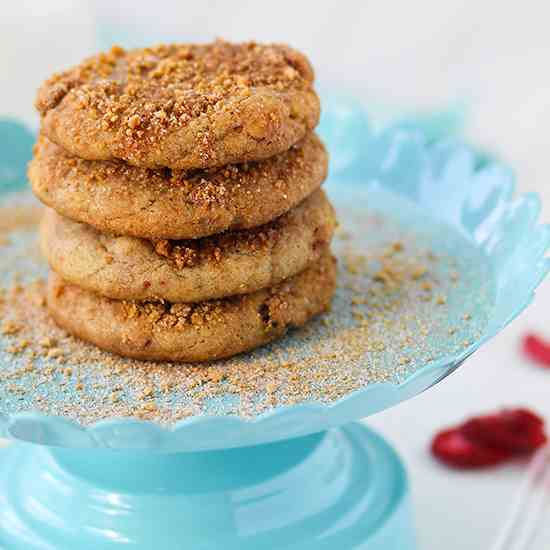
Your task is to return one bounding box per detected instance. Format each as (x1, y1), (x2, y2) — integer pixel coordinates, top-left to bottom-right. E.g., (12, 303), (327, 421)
(41, 189), (336, 302)
(35, 41), (320, 170)
(29, 133), (327, 240)
(47, 253), (337, 362)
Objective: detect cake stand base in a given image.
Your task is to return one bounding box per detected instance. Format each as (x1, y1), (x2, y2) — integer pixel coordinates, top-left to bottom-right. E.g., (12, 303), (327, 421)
(0, 423), (415, 549)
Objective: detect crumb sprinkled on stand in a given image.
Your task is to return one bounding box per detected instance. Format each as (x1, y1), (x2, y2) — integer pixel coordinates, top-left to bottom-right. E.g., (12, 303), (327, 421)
(0, 193), (493, 424)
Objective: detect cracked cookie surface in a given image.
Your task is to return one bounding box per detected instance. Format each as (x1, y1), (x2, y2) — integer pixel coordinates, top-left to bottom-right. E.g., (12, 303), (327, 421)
(47, 252), (336, 362)
(36, 41), (320, 170)
(41, 189), (336, 302)
(29, 133), (327, 239)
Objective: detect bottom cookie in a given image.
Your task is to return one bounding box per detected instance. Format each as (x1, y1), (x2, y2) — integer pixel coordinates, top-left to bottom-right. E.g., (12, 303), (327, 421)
(47, 252), (337, 363)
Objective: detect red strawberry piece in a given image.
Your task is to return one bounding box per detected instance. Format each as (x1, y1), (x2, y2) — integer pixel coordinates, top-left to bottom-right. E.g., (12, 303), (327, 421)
(523, 333), (550, 367)
(462, 408), (547, 454)
(431, 428), (512, 469)
(431, 407), (547, 469)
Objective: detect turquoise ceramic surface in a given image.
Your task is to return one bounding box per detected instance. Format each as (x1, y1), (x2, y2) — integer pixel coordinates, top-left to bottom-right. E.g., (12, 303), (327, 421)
(0, 98), (547, 548)
(0, 424), (416, 549)
(0, 98), (547, 453)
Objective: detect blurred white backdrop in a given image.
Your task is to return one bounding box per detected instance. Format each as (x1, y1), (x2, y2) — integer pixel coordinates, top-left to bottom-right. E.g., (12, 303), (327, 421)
(3, 0), (550, 209)
(2, 2), (550, 548)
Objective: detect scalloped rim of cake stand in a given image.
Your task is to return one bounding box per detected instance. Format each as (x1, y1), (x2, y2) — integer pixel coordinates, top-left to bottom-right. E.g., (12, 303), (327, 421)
(0, 105), (549, 452)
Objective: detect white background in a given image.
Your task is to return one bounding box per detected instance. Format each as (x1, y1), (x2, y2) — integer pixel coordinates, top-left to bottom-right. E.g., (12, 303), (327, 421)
(2, 1), (550, 548)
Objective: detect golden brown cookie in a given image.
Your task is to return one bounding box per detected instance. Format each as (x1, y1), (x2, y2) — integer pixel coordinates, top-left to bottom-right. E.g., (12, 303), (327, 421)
(47, 253), (337, 362)
(41, 190), (336, 302)
(35, 41), (320, 170)
(29, 133), (327, 240)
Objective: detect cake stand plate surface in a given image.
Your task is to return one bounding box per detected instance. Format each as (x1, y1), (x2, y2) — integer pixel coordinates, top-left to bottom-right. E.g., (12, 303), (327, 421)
(0, 99), (548, 548)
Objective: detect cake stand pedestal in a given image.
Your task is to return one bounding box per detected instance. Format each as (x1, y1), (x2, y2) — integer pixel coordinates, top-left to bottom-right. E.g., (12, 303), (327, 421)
(0, 423), (415, 549)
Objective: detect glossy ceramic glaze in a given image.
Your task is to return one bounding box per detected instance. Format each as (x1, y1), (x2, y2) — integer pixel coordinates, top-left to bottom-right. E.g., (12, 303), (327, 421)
(0, 98), (548, 452)
(0, 423), (415, 549)
(0, 98), (547, 549)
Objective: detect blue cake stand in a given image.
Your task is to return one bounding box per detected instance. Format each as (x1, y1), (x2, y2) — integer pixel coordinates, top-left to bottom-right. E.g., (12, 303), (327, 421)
(0, 100), (548, 549)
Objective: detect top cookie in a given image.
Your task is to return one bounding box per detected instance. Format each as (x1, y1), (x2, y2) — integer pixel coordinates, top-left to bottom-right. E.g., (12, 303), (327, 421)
(35, 41), (320, 169)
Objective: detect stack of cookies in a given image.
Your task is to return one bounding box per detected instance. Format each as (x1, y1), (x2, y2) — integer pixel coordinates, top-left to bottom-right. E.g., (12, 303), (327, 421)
(29, 41), (337, 362)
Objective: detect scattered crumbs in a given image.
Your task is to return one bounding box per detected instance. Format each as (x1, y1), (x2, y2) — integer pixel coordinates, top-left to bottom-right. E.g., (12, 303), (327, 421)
(141, 386), (154, 399)
(2, 321), (21, 336)
(0, 192), (494, 425)
(40, 337), (57, 348)
(411, 264), (427, 280)
(47, 348), (64, 359)
(335, 226), (351, 240)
